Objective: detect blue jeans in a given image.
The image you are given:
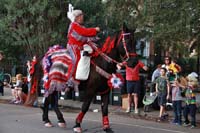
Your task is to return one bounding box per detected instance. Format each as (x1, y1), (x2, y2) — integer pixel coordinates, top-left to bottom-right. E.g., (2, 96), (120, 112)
(172, 100), (182, 124)
(183, 104), (197, 126)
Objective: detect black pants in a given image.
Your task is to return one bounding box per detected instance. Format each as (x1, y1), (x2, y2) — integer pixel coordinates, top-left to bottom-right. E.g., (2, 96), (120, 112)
(183, 104), (197, 126)
(0, 86), (4, 96)
(42, 91), (65, 123)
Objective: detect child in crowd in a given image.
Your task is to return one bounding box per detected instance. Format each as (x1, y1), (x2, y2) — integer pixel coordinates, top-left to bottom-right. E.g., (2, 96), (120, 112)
(168, 59), (181, 81)
(155, 67), (170, 121)
(171, 78), (184, 125)
(183, 72), (198, 128)
(12, 74), (24, 104)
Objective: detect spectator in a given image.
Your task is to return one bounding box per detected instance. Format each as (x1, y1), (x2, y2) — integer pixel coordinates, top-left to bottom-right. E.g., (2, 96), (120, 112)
(0, 51), (3, 61)
(168, 59), (182, 81)
(155, 67), (170, 121)
(183, 72), (198, 128)
(24, 55), (42, 106)
(150, 64), (162, 93)
(161, 56), (171, 73)
(26, 60), (31, 91)
(171, 78), (184, 125)
(151, 64), (162, 83)
(117, 55), (148, 113)
(12, 74), (26, 104)
(0, 80), (4, 96)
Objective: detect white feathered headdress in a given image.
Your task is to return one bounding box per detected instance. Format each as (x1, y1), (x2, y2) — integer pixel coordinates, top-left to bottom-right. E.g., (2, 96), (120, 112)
(67, 4), (83, 22)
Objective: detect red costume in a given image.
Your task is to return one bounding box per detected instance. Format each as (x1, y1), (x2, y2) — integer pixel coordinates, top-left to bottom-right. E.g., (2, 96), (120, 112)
(67, 22), (97, 78)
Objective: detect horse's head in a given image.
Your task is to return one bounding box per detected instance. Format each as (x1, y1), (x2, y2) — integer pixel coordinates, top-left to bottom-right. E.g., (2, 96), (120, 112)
(114, 23), (136, 63)
(99, 23), (136, 64)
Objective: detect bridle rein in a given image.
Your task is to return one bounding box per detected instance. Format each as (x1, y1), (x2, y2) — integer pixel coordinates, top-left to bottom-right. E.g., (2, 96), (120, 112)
(86, 31), (134, 80)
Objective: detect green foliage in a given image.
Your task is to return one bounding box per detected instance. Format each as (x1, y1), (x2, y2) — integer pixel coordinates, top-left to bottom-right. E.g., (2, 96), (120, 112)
(0, 0), (66, 60)
(0, 0), (200, 73)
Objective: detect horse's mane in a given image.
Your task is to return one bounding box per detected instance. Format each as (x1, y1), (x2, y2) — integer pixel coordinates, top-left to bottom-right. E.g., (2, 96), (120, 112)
(100, 31), (121, 54)
(101, 36), (116, 54)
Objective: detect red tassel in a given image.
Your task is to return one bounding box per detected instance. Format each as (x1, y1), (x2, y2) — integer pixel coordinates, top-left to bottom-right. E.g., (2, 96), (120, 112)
(76, 112), (85, 123)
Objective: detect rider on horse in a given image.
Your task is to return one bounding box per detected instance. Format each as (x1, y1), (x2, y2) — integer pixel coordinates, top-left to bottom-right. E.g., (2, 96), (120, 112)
(67, 5), (100, 91)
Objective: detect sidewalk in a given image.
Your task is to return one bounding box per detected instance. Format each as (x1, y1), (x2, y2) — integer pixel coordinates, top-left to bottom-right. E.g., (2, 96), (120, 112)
(0, 87), (200, 125)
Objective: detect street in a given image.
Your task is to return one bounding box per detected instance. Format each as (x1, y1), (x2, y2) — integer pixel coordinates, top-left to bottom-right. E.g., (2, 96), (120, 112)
(0, 103), (199, 133)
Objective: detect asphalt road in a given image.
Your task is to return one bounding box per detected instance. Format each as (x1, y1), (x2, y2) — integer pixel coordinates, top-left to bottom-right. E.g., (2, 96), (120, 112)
(0, 103), (199, 133)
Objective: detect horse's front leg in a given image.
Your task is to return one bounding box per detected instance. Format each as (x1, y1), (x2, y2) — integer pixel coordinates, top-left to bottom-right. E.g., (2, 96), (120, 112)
(101, 92), (110, 131)
(73, 95), (93, 133)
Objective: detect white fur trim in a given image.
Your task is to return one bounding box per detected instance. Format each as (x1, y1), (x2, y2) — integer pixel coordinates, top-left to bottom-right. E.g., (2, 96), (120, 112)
(75, 51), (90, 80)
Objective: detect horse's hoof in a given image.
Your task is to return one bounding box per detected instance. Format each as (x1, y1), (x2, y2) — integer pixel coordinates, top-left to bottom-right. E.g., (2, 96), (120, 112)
(58, 122), (66, 128)
(44, 122), (53, 127)
(103, 125), (110, 131)
(73, 126), (82, 133)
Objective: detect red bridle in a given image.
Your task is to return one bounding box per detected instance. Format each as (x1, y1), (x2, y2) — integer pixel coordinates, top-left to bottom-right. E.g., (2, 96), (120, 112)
(117, 31), (136, 62)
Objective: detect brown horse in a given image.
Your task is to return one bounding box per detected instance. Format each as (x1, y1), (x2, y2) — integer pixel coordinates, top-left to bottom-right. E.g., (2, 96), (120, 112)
(73, 23), (136, 132)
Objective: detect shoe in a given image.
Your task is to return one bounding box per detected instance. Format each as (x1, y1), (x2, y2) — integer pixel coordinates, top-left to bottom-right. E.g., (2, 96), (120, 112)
(44, 122), (53, 127)
(58, 122), (66, 128)
(162, 113), (169, 117)
(157, 116), (165, 122)
(14, 100), (21, 104)
(171, 120), (178, 125)
(126, 108), (130, 113)
(177, 123), (182, 126)
(183, 122), (190, 127)
(190, 125), (196, 129)
(134, 109), (139, 114)
(9, 99), (17, 104)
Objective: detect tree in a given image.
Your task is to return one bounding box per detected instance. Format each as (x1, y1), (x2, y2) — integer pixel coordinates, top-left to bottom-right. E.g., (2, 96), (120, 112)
(0, 0), (68, 59)
(143, 0), (200, 57)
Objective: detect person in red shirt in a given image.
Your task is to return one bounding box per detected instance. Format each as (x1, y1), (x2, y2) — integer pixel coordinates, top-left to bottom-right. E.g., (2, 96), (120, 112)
(67, 9), (100, 90)
(117, 56), (148, 113)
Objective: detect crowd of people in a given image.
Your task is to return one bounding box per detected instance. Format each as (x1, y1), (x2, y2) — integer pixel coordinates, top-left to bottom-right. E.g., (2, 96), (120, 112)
(150, 56), (199, 128)
(8, 55), (40, 106)
(116, 54), (199, 129)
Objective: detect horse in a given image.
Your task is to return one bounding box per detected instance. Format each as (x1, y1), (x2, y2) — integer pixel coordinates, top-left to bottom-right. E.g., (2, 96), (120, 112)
(72, 23), (136, 132)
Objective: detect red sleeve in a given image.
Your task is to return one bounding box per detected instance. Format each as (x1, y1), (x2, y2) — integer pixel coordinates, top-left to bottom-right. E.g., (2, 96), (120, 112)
(138, 61), (145, 68)
(72, 22), (97, 37)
